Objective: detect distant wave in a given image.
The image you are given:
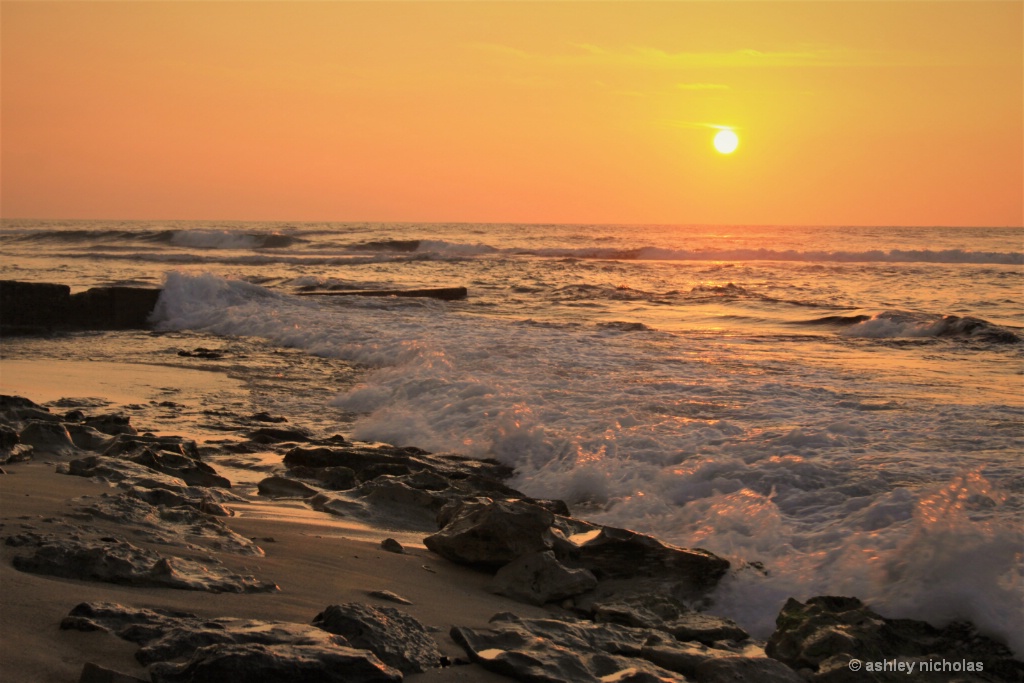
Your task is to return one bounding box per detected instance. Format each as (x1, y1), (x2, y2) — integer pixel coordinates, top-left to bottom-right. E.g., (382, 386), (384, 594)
(524, 246), (1024, 265)
(8, 228), (300, 250)
(800, 311), (1022, 343)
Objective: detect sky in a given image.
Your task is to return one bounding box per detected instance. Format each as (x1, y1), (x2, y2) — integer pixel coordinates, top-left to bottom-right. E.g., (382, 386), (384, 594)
(1, 1), (1021, 227)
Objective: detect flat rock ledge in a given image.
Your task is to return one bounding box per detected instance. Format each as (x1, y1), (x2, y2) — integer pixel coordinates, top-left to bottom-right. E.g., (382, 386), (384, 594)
(0, 280), (162, 335)
(61, 601), (433, 682)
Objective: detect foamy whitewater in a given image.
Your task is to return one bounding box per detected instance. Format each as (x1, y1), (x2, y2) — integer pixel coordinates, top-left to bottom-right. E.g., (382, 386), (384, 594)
(3, 220), (1022, 651)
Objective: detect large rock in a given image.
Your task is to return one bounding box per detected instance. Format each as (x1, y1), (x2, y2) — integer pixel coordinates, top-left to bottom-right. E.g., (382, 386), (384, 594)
(423, 498), (556, 569)
(257, 475), (320, 498)
(8, 534), (277, 593)
(149, 643), (402, 683)
(16, 420), (79, 457)
(312, 602), (443, 673)
(0, 280), (71, 334)
(62, 602), (403, 683)
(766, 596), (1024, 682)
(489, 550), (598, 606)
(553, 524), (729, 590)
(0, 281), (161, 334)
(452, 612), (690, 683)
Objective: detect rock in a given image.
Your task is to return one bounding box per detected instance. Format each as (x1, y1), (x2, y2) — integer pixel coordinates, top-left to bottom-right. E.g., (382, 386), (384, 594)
(103, 433), (198, 459)
(77, 662), (148, 683)
(72, 491), (260, 555)
(63, 455), (190, 491)
(451, 612), (689, 683)
(66, 286), (162, 330)
(85, 413), (139, 436)
(249, 426), (311, 443)
(296, 286), (468, 301)
(122, 448), (231, 488)
(765, 596), (1024, 682)
(149, 643), (402, 683)
(590, 594), (748, 644)
(696, 656), (805, 683)
(9, 535), (277, 593)
(0, 423), (33, 464)
(257, 475), (319, 498)
(0, 394), (59, 425)
(423, 498), (556, 569)
(380, 538), (404, 553)
(18, 420), (79, 456)
(367, 590), (413, 605)
(66, 423), (115, 450)
(555, 524), (729, 587)
(313, 602), (443, 674)
(62, 602), (401, 683)
(489, 550), (598, 606)
(1, 280), (71, 334)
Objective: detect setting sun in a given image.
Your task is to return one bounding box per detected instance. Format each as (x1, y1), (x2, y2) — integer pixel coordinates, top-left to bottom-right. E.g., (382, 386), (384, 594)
(714, 130), (740, 154)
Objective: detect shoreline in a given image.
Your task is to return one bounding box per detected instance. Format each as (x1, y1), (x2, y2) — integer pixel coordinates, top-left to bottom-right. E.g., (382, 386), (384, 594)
(2, 352), (1022, 682)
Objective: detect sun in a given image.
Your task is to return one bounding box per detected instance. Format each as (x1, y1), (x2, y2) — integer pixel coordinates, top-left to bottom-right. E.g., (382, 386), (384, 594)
(713, 129), (739, 154)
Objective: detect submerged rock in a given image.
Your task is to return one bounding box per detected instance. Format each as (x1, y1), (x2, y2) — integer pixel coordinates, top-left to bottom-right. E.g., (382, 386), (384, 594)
(766, 596), (1024, 682)
(313, 602), (443, 673)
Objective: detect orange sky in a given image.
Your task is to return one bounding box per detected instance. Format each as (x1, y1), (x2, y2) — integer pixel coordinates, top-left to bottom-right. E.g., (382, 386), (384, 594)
(2, 1), (1021, 226)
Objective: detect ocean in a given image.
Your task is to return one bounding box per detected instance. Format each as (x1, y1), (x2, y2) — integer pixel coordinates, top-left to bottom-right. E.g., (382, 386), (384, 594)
(1, 219), (1021, 651)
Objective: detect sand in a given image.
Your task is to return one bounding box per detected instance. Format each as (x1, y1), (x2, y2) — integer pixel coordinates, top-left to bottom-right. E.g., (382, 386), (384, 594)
(0, 359), (549, 683)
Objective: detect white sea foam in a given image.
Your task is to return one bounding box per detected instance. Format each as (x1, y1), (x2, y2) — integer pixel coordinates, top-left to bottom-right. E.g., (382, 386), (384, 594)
(153, 272), (1024, 653)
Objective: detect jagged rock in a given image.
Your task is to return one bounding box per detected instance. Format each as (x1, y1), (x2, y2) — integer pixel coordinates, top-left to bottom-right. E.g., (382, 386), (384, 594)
(257, 475), (319, 498)
(313, 602), (443, 674)
(103, 433), (198, 459)
(555, 524), (729, 586)
(61, 601), (399, 683)
(77, 661), (148, 683)
(63, 455), (190, 490)
(452, 612), (689, 683)
(765, 596), (1024, 682)
(283, 445), (416, 474)
(124, 485), (239, 517)
(591, 594), (747, 644)
(423, 498), (556, 569)
(86, 414), (138, 436)
(489, 550), (597, 606)
(122, 448), (230, 488)
(0, 394), (60, 426)
(0, 423), (33, 464)
(72, 491), (260, 555)
(66, 423), (115, 450)
(149, 643), (402, 683)
(18, 420), (79, 456)
(9, 535), (277, 593)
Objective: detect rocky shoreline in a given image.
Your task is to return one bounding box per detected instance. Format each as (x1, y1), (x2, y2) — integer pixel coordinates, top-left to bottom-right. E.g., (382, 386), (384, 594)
(1, 392), (1021, 682)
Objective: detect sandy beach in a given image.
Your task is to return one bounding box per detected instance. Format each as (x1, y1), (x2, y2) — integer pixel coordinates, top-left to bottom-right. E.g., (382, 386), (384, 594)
(1, 357), (555, 682)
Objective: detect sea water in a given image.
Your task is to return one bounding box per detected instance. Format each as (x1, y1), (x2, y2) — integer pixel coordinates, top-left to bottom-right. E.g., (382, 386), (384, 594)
(2, 220), (1021, 651)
